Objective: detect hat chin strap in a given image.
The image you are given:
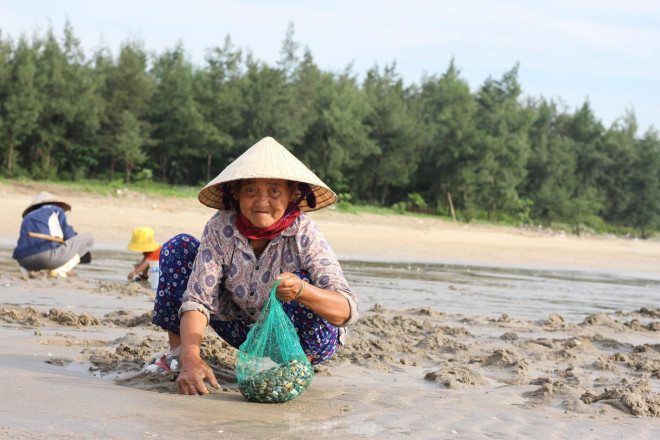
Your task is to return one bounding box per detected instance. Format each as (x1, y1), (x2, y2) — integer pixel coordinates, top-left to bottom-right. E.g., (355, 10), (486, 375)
(299, 183), (317, 209)
(283, 182), (316, 217)
(221, 184), (241, 211)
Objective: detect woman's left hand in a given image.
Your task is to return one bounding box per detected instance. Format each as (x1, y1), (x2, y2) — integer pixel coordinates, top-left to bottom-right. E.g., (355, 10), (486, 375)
(274, 272), (305, 303)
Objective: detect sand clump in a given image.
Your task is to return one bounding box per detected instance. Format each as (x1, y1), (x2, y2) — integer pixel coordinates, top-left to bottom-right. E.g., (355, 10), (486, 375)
(581, 380), (660, 417)
(624, 319), (660, 332)
(0, 305), (101, 327)
(86, 332), (162, 374)
(526, 376), (576, 399)
(638, 307), (660, 318)
(95, 281), (153, 297)
(484, 348), (520, 367)
(0, 304), (152, 328)
(582, 312), (619, 327)
(500, 331), (518, 341)
(424, 366), (488, 389)
(103, 310), (153, 327)
(545, 312), (565, 326)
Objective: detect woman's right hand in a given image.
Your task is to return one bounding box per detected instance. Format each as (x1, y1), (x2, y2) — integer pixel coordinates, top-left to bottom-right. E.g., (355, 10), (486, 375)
(176, 354), (220, 395)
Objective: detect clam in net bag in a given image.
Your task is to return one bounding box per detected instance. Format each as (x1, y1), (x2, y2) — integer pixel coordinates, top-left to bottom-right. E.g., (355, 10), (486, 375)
(236, 279), (314, 403)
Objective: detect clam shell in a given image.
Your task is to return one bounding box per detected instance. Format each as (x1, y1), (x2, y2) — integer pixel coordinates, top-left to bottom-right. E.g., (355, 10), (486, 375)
(238, 358), (314, 403)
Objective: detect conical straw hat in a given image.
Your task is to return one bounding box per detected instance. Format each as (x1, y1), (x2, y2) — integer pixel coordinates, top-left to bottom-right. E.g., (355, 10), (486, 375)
(22, 191), (72, 218)
(198, 137), (337, 211)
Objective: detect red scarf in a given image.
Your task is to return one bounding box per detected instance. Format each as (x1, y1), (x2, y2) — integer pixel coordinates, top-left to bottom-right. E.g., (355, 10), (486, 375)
(235, 206), (301, 240)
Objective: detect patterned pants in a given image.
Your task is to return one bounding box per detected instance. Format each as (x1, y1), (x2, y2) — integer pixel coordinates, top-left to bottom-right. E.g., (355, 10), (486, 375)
(152, 233), (339, 364)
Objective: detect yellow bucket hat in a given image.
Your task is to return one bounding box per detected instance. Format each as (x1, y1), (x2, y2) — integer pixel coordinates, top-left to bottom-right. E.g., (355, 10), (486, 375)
(127, 227), (159, 253)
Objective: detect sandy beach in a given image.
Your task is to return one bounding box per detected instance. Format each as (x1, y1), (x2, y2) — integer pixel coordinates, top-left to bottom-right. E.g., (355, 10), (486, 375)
(1, 181), (659, 439)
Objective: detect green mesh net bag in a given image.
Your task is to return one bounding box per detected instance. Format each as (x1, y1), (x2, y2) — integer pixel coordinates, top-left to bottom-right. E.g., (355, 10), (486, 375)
(236, 279), (314, 403)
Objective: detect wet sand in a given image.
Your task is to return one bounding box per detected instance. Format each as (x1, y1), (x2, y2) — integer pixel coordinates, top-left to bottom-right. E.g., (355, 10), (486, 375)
(1, 182), (659, 439)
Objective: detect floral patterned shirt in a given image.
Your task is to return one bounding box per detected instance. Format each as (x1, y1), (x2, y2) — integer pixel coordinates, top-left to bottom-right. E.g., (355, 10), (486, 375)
(179, 209), (358, 342)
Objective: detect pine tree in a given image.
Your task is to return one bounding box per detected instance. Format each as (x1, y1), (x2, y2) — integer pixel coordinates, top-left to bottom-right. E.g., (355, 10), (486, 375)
(624, 129), (660, 238)
(1, 35), (41, 174)
(357, 63), (422, 205)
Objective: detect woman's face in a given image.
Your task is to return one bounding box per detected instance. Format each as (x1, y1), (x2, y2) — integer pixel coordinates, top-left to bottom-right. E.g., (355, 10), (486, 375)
(238, 178), (294, 228)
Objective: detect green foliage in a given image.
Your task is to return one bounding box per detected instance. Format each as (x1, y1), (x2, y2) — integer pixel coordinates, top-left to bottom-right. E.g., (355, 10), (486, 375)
(0, 24), (657, 237)
(392, 201), (406, 214)
(406, 192), (427, 211)
(519, 98), (577, 224)
(517, 198), (534, 225)
(473, 64), (532, 220)
(354, 63), (422, 205)
(194, 35), (242, 182)
(299, 70), (377, 188)
(0, 35), (41, 175)
(623, 129), (660, 238)
(94, 38), (154, 180)
(115, 110), (147, 183)
(417, 59), (481, 216)
(134, 168), (153, 184)
(565, 189), (603, 236)
(149, 44), (205, 184)
(337, 192), (352, 203)
(335, 192), (356, 212)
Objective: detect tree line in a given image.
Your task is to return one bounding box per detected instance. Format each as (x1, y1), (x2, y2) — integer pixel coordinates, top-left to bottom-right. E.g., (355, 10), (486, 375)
(1, 23), (659, 237)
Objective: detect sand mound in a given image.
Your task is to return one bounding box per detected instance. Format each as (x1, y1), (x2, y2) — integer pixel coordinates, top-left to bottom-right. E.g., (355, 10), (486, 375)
(0, 305), (100, 327)
(581, 381), (660, 417)
(424, 366), (488, 389)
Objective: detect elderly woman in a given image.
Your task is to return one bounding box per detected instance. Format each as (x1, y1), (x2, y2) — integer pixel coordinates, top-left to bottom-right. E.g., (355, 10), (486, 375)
(145, 137), (358, 395)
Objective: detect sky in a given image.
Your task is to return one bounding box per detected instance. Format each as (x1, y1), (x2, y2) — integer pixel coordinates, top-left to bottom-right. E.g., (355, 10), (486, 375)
(1, 0), (659, 134)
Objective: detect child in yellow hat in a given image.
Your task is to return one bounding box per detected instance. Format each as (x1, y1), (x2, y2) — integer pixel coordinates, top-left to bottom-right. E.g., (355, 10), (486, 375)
(126, 227), (161, 289)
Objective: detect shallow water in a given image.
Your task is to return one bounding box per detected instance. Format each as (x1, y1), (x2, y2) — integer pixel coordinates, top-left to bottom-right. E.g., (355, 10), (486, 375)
(1, 246), (658, 323)
(343, 260), (660, 322)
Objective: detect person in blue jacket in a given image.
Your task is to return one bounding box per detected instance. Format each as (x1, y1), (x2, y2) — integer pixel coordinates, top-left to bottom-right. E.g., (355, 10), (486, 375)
(13, 191), (94, 276)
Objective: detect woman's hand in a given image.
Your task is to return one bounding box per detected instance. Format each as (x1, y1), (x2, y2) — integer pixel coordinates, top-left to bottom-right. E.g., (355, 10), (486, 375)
(274, 272), (305, 303)
(176, 310), (218, 395)
(176, 354), (220, 395)
(273, 273), (351, 326)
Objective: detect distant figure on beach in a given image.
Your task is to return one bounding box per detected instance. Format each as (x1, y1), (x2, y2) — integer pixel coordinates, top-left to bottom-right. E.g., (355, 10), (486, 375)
(13, 191), (94, 277)
(126, 226), (161, 289)
(142, 137), (359, 395)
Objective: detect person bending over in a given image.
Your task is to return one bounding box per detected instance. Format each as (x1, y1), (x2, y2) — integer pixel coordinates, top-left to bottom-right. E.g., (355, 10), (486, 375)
(13, 191), (94, 277)
(143, 137), (358, 395)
